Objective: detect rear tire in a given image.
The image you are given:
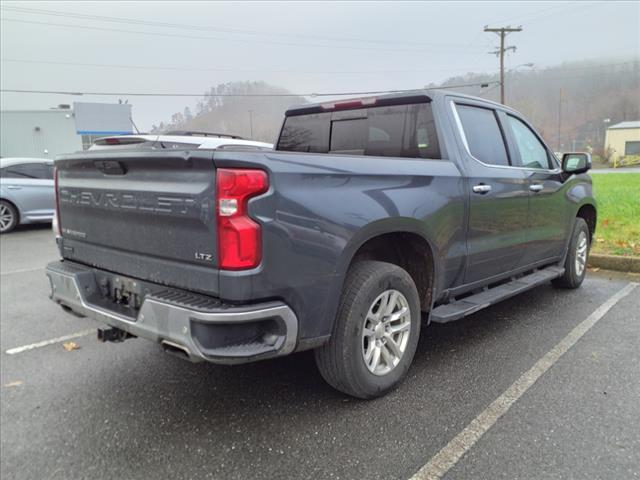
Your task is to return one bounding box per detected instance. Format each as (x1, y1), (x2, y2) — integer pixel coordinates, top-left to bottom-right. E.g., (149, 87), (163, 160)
(552, 217), (590, 289)
(0, 200), (18, 234)
(314, 260), (421, 399)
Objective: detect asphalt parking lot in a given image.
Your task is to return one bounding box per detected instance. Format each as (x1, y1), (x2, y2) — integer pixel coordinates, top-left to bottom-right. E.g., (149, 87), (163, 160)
(1, 225), (639, 480)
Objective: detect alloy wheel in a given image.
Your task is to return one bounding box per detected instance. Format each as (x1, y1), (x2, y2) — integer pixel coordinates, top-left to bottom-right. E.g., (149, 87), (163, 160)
(361, 289), (412, 376)
(575, 230), (588, 276)
(0, 204), (14, 233)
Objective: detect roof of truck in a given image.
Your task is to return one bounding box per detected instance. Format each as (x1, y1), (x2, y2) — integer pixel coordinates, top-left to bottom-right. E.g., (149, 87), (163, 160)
(285, 89), (505, 116)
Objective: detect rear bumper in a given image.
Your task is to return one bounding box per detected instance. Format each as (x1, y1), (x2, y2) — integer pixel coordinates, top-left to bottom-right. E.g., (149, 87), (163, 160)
(45, 260), (298, 364)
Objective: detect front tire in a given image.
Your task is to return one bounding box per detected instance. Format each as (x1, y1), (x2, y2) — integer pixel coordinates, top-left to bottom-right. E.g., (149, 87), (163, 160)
(0, 200), (18, 234)
(314, 260), (421, 399)
(552, 217), (590, 289)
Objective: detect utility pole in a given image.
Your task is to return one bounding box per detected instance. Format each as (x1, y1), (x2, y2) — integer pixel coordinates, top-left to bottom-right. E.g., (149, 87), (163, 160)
(484, 25), (522, 104)
(557, 88), (563, 152)
(248, 110), (254, 138)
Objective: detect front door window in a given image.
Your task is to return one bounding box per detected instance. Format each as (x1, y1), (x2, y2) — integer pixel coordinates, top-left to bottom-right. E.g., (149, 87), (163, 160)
(505, 115), (551, 170)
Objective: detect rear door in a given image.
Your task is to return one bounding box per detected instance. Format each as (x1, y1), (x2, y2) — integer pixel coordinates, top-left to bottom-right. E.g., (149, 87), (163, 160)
(451, 100), (530, 284)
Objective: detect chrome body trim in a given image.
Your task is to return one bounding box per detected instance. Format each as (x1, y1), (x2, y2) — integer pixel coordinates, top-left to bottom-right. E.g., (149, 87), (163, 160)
(449, 100), (562, 174)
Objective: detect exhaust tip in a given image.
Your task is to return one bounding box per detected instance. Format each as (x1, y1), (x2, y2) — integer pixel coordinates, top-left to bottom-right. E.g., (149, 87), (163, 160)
(161, 340), (191, 360)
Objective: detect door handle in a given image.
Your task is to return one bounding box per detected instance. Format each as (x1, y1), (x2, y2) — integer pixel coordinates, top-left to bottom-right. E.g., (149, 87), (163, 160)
(529, 184), (544, 192)
(472, 184), (492, 194)
(6, 185), (22, 190)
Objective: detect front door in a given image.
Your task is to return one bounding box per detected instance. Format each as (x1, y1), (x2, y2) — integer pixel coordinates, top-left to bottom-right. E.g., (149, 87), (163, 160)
(501, 113), (568, 265)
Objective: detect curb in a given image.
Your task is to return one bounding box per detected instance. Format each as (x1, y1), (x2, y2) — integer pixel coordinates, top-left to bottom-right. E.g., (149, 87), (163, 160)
(588, 254), (640, 273)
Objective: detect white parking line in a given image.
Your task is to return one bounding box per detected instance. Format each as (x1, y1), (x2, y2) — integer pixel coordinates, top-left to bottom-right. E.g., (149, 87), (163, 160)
(410, 282), (639, 480)
(5, 329), (95, 355)
(0, 266), (44, 276)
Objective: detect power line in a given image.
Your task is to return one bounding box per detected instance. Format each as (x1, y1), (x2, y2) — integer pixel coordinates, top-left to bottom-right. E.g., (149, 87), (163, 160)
(483, 1), (605, 29)
(0, 58), (494, 76)
(0, 18), (487, 56)
(5, 65), (636, 100)
(4, 58), (635, 75)
(519, 1), (605, 25)
(0, 5), (478, 49)
(510, 69), (639, 82)
(484, 2), (577, 27)
(0, 89), (335, 98)
(0, 82), (500, 98)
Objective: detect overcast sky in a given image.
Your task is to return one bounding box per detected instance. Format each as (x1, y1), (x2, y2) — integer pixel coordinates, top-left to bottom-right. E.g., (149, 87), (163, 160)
(1, 0), (638, 130)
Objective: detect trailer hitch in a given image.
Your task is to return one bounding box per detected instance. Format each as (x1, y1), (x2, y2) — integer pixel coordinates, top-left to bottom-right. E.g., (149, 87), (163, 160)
(97, 326), (135, 343)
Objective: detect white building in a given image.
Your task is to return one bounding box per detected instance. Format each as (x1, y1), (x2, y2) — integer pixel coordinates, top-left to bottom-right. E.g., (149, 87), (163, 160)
(604, 121), (640, 163)
(1, 102), (134, 158)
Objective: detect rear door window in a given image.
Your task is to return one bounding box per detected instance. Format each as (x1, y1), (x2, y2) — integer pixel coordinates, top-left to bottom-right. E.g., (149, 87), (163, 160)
(456, 104), (510, 167)
(277, 103), (441, 159)
(1, 163), (53, 179)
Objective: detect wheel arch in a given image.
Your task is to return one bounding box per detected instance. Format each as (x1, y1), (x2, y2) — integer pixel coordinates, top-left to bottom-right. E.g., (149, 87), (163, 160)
(334, 218), (439, 313)
(576, 202), (597, 242)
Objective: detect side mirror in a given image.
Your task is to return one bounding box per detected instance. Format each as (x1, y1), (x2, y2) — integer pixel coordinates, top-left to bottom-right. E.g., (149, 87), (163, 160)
(562, 152), (591, 174)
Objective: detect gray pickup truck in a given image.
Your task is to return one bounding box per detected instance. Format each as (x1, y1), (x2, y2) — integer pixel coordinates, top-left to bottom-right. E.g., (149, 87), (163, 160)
(46, 90), (596, 398)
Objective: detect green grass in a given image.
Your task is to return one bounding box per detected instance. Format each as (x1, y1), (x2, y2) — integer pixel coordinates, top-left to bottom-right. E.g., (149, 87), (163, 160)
(591, 173), (640, 257)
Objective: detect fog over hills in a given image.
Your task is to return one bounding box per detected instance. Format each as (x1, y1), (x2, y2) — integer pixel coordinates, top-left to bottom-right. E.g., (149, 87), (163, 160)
(151, 81), (306, 145)
(432, 58), (640, 153)
(153, 57), (639, 154)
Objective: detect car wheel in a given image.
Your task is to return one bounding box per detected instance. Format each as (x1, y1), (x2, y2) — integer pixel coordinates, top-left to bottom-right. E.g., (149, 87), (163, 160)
(0, 200), (19, 234)
(552, 217), (590, 289)
(314, 260), (421, 399)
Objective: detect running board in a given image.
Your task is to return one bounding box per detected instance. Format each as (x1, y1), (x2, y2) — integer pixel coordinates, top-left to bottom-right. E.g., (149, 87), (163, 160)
(430, 266), (564, 323)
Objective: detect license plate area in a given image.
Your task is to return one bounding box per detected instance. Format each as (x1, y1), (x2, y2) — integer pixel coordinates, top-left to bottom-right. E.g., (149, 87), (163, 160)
(107, 276), (144, 310)
(86, 272), (149, 320)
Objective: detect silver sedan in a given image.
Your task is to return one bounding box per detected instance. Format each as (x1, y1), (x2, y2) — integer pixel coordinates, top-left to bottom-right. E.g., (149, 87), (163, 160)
(0, 158), (55, 233)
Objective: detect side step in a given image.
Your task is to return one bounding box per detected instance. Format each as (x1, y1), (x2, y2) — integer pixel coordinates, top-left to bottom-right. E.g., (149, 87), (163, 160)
(430, 266), (564, 323)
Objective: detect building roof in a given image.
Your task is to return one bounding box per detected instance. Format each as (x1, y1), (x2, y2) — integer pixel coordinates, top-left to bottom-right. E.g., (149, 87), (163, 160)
(608, 121), (640, 130)
(1, 109), (73, 114)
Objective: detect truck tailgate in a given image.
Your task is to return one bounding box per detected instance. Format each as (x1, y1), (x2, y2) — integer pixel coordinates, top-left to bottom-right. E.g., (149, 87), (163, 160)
(55, 150), (220, 294)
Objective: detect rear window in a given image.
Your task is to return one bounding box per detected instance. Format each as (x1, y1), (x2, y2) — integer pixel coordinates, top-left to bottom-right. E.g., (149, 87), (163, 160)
(277, 103), (441, 159)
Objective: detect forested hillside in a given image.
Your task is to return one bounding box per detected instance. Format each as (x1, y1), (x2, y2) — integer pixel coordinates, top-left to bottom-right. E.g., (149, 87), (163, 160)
(151, 81), (306, 143)
(431, 58), (639, 154)
(153, 58), (639, 154)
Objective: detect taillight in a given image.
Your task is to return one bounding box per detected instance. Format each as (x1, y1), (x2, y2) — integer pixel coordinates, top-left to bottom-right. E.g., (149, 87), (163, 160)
(216, 168), (268, 270)
(53, 165), (62, 237)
